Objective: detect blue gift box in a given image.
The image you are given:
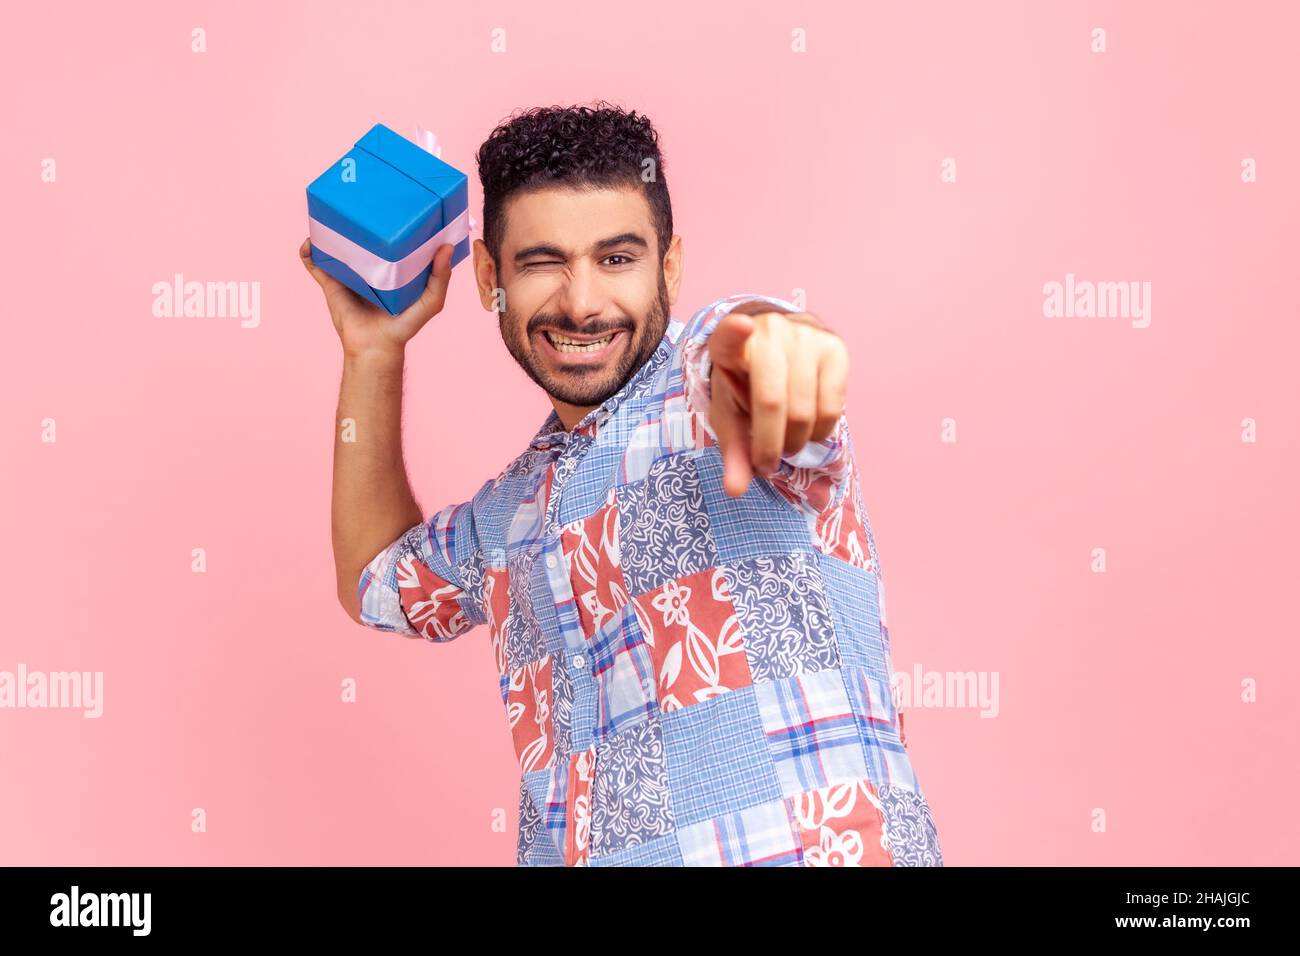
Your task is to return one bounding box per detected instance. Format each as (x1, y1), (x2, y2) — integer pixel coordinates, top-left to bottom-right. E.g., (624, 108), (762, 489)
(306, 124), (471, 314)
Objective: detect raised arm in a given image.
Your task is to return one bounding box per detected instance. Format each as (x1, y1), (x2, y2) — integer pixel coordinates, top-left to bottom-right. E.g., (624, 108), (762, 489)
(299, 239), (456, 622)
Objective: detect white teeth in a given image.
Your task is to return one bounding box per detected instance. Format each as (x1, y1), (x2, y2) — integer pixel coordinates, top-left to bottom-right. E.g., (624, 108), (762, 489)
(546, 331), (615, 353)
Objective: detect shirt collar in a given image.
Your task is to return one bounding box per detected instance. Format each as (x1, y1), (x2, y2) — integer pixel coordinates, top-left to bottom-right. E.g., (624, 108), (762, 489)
(528, 323), (680, 452)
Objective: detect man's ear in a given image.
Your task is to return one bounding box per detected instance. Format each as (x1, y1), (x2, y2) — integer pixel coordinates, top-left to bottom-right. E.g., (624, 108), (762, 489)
(662, 234), (684, 307)
(472, 238), (500, 313)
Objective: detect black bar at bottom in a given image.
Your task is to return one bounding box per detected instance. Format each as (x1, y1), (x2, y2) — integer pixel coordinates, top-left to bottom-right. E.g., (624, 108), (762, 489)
(0, 865), (1281, 941)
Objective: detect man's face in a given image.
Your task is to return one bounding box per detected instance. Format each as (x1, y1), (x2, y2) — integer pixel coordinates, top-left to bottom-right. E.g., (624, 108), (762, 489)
(478, 185), (678, 411)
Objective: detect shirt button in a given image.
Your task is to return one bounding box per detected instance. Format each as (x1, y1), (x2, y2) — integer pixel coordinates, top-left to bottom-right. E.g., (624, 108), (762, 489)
(571, 654), (586, 669)
(545, 555), (557, 569)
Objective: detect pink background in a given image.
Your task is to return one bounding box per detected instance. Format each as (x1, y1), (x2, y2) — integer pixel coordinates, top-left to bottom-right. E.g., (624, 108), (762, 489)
(3, 0), (1296, 865)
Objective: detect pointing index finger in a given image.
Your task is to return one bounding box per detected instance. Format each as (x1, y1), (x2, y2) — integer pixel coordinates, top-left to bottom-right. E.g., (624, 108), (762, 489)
(745, 326), (787, 476)
(707, 311), (756, 373)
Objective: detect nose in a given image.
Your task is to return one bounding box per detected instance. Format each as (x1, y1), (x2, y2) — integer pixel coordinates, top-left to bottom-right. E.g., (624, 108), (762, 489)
(556, 258), (608, 327)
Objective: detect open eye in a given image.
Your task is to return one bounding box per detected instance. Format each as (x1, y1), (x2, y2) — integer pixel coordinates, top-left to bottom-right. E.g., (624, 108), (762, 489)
(604, 254), (634, 266)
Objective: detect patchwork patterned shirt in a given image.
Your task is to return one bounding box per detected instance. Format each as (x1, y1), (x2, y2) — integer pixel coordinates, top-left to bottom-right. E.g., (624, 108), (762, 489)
(357, 293), (944, 867)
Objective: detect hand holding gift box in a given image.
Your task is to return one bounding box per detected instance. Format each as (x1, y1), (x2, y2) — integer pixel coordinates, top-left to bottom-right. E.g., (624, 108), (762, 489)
(306, 124), (471, 315)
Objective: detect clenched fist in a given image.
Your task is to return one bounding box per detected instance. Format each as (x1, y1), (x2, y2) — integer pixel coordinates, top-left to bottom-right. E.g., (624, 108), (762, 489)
(707, 305), (849, 497)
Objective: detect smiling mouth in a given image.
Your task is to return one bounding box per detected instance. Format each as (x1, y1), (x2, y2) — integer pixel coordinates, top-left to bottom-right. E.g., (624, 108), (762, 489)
(537, 328), (630, 363)
(543, 329), (622, 352)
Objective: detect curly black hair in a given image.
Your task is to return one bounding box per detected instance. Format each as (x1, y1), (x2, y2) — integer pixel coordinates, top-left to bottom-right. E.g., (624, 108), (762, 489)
(476, 101), (673, 268)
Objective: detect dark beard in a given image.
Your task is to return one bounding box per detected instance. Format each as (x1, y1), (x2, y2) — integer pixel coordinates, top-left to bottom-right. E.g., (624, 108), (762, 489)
(498, 273), (672, 408)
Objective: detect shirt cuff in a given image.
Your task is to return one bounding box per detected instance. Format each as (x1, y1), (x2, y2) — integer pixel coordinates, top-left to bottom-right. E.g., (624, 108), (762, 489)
(357, 521), (480, 641)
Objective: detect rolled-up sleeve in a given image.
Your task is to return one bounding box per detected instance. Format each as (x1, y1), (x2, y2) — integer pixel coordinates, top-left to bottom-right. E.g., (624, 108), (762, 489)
(679, 293), (853, 514)
(356, 492), (488, 642)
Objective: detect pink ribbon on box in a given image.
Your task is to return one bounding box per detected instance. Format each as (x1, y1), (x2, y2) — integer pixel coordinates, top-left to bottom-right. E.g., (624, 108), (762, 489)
(308, 126), (475, 292)
(412, 125), (443, 158)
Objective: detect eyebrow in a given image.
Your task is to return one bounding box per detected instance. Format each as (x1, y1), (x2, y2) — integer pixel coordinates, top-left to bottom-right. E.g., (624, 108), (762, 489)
(513, 232), (650, 266)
